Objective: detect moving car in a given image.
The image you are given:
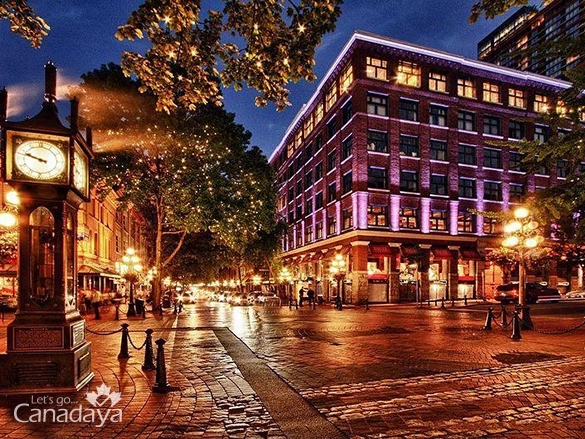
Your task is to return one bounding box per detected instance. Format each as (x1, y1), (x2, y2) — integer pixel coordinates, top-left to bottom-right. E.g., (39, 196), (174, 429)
(494, 282), (560, 304)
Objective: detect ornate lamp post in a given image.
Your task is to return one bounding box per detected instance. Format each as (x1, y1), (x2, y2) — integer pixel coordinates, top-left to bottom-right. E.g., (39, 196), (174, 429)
(329, 253), (346, 310)
(120, 248), (142, 317)
(502, 206), (543, 328)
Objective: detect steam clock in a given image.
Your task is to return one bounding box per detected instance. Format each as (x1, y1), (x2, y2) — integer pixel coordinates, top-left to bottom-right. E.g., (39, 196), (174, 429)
(0, 63), (93, 392)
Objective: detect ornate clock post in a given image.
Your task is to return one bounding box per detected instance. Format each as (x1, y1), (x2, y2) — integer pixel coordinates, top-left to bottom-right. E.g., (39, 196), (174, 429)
(0, 62), (93, 392)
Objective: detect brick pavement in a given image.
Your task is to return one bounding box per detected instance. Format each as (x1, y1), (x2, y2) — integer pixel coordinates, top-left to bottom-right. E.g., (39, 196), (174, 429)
(0, 302), (583, 438)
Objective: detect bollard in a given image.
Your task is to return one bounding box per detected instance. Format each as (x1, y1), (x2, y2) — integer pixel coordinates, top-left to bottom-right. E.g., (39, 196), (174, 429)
(451, 298), (455, 307)
(152, 338), (172, 393)
(118, 323), (131, 359)
(511, 310), (522, 340)
(434, 299), (438, 306)
(501, 304), (508, 327)
(159, 301), (163, 317)
(142, 303), (146, 319)
(142, 329), (156, 371)
(464, 295), (468, 306)
(441, 299), (445, 309)
(482, 307), (493, 330)
(288, 295), (292, 310)
(520, 305), (533, 330)
(365, 297), (370, 311)
(114, 302), (120, 321)
(312, 298), (316, 310)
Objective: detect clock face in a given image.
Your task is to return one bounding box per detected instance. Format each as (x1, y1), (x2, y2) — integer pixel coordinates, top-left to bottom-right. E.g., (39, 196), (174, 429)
(14, 140), (66, 180)
(73, 148), (88, 194)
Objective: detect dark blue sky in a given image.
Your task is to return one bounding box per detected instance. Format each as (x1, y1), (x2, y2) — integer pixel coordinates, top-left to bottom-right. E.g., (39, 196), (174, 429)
(0, 0), (523, 157)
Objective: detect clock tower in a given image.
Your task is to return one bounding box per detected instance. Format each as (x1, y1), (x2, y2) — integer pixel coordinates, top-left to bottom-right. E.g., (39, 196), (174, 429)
(0, 62), (93, 393)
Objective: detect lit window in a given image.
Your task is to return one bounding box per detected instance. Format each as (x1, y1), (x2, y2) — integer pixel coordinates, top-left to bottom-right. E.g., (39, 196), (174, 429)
(482, 82), (501, 103)
(458, 212), (475, 233)
(366, 56), (388, 80)
(368, 205), (387, 227)
(556, 100), (568, 117)
(457, 78), (476, 99)
(340, 65), (353, 93)
(508, 88), (526, 108)
(483, 217), (500, 234)
(342, 208), (353, 230)
(305, 225), (313, 243)
(429, 72), (448, 93)
(397, 60), (421, 87)
(430, 210), (448, 231)
(315, 102), (324, 123)
(534, 94), (549, 112)
(325, 83), (337, 112)
(304, 114), (314, 134)
(400, 207), (419, 229)
(327, 214), (337, 235)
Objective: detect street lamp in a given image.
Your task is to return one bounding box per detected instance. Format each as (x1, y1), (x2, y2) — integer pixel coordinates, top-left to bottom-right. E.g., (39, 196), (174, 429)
(502, 206), (543, 328)
(120, 247), (143, 317)
(329, 253), (346, 310)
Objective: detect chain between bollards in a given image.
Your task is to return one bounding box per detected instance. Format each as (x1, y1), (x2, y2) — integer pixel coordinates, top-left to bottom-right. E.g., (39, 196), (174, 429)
(142, 329), (156, 371)
(152, 338), (172, 393)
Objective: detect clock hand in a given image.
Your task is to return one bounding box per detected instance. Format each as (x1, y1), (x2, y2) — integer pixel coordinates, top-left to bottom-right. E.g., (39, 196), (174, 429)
(23, 152), (48, 164)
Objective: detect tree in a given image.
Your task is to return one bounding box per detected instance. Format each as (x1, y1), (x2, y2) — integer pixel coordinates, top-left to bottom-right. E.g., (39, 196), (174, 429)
(1, 0), (343, 112)
(76, 63), (279, 307)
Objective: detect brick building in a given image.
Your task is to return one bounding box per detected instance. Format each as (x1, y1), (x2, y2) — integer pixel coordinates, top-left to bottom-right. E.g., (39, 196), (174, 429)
(478, 0), (584, 78)
(269, 31), (571, 304)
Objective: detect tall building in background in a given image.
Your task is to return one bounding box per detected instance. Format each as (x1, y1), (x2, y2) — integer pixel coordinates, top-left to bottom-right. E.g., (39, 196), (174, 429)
(478, 0), (584, 78)
(269, 31), (571, 305)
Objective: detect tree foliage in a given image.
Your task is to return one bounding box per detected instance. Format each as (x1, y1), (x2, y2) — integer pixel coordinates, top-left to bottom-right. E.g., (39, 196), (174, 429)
(1, 0), (343, 113)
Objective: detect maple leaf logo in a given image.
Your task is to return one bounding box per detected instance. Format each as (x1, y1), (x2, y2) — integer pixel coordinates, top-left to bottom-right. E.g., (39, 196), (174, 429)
(86, 383), (122, 408)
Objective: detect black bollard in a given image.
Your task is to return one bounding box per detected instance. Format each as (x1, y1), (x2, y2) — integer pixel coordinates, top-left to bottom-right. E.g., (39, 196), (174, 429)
(114, 302), (120, 321)
(159, 302), (163, 317)
(142, 303), (146, 319)
(152, 338), (172, 393)
(142, 329), (156, 371)
(464, 295), (468, 306)
(365, 297), (370, 311)
(520, 305), (533, 330)
(501, 305), (508, 327)
(118, 323), (131, 359)
(482, 307), (493, 330)
(441, 299), (445, 309)
(511, 310), (522, 340)
(451, 298), (455, 307)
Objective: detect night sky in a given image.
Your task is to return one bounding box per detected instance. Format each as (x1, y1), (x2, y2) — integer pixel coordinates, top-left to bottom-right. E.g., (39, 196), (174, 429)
(0, 0), (527, 157)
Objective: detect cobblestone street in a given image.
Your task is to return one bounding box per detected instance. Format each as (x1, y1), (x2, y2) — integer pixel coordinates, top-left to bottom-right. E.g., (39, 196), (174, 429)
(0, 301), (584, 438)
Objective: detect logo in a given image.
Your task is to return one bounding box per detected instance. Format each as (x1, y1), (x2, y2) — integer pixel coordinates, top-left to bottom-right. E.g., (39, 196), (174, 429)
(14, 383), (123, 427)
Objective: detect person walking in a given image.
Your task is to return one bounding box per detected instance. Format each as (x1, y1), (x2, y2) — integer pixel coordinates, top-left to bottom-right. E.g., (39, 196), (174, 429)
(91, 289), (102, 320)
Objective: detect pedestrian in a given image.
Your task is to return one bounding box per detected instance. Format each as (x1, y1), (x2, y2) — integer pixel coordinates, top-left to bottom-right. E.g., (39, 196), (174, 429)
(91, 289), (102, 320)
(299, 287), (304, 307)
(307, 288), (315, 307)
(83, 289), (91, 313)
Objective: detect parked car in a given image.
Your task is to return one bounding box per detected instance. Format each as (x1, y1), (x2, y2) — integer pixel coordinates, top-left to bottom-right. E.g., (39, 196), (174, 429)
(494, 282), (561, 304)
(564, 289), (585, 299)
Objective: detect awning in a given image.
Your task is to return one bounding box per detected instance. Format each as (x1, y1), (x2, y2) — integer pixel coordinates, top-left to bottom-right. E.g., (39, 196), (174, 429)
(400, 245), (421, 257)
(431, 246), (453, 260)
(369, 244), (391, 256)
(460, 247), (482, 260)
(78, 264), (121, 279)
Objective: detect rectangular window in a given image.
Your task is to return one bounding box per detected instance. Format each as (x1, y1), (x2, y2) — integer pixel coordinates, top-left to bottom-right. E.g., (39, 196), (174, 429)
(483, 115), (501, 136)
(305, 142), (313, 162)
(457, 78), (476, 98)
(484, 148), (502, 169)
(366, 56), (388, 80)
(304, 114), (314, 135)
(327, 214), (337, 235)
(457, 111), (475, 131)
(315, 134), (323, 151)
(305, 171), (313, 188)
(342, 208), (353, 230)
(397, 60), (421, 87)
(430, 174), (448, 196)
(458, 212), (475, 233)
(484, 181), (502, 201)
(399, 98), (419, 121)
(340, 64), (353, 93)
(430, 210), (448, 231)
(400, 171), (419, 193)
(326, 118), (337, 139)
(296, 180), (302, 195)
(368, 167), (388, 189)
(483, 217), (500, 235)
(325, 83), (337, 112)
(342, 99), (353, 124)
(305, 199), (313, 215)
(557, 159), (568, 178)
(429, 105), (447, 126)
(509, 183), (525, 202)
(342, 136), (353, 160)
(296, 228), (302, 247)
(368, 205), (387, 227)
(296, 204), (302, 220)
(305, 225), (313, 243)
(315, 102), (324, 124)
(327, 182), (336, 203)
(429, 72), (448, 93)
(482, 82), (501, 103)
(342, 172), (353, 194)
(458, 144), (476, 165)
(400, 207), (419, 229)
(367, 93), (388, 116)
(508, 88), (526, 108)
(534, 125), (549, 144)
(367, 130), (388, 153)
(288, 211), (294, 223)
(509, 151), (525, 172)
(458, 178), (476, 198)
(315, 192), (323, 210)
(315, 162), (323, 180)
(287, 187), (294, 203)
(534, 94), (548, 112)
(509, 120), (525, 139)
(327, 151), (336, 172)
(400, 135), (419, 157)
(316, 221), (323, 239)
(430, 140), (448, 161)
(296, 154), (303, 171)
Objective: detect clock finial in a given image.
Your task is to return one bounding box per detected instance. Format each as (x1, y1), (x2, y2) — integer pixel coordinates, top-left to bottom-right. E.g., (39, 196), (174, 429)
(44, 61), (57, 103)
